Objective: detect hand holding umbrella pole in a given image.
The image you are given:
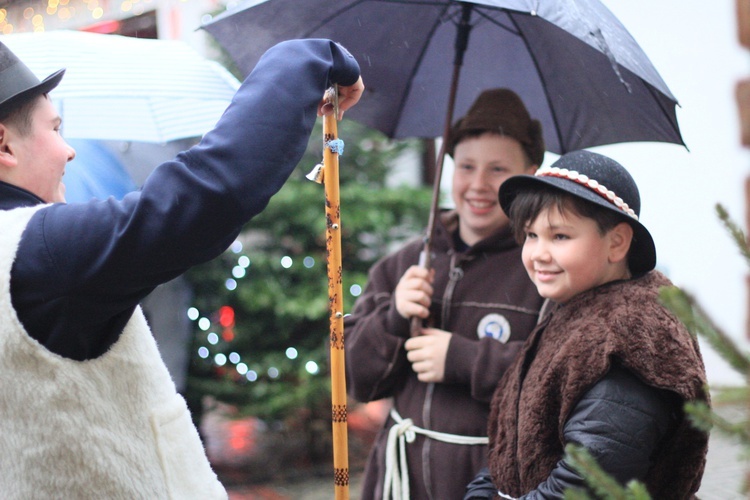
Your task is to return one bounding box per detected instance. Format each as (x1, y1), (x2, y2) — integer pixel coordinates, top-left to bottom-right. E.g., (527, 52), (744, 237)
(307, 84), (351, 499)
(410, 3), (472, 338)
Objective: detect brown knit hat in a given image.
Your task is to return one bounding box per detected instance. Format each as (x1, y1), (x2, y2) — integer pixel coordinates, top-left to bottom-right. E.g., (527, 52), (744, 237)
(446, 88), (545, 166)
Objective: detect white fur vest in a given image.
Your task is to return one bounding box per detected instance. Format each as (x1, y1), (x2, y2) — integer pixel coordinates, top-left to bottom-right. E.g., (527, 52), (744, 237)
(0, 206), (227, 499)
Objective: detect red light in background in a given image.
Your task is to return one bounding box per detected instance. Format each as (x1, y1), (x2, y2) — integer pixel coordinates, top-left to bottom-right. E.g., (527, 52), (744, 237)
(221, 328), (235, 342)
(80, 20), (121, 34)
(219, 306), (235, 328)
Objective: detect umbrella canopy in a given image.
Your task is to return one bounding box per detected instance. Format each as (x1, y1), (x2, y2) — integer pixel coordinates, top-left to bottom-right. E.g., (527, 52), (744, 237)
(202, 0), (683, 153)
(63, 139), (137, 202)
(2, 30), (240, 143)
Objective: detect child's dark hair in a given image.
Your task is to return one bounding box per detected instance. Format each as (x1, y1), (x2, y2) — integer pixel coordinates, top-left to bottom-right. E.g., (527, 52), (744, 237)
(508, 185), (629, 244)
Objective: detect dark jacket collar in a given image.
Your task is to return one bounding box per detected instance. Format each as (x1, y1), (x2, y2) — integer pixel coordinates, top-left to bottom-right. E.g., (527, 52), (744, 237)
(0, 180), (45, 210)
(432, 209), (518, 254)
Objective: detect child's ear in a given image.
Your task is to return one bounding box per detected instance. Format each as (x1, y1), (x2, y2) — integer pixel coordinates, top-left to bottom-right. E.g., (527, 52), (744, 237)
(608, 222), (634, 264)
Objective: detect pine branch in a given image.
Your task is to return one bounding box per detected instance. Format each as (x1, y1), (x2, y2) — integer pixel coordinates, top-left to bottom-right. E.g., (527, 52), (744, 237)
(659, 286), (750, 374)
(716, 203), (750, 268)
(685, 400), (750, 444)
(564, 444), (638, 500)
(709, 385), (750, 406)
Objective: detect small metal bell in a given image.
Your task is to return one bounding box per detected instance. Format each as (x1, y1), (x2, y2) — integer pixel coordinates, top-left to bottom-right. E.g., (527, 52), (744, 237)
(306, 163), (325, 184)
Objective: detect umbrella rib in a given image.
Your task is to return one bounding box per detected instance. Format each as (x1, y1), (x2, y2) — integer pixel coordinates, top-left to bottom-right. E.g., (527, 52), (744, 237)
(299, 0), (453, 36)
(472, 7), (520, 36)
(301, 0), (368, 36)
(302, 0), (456, 38)
(389, 2), (454, 137)
(643, 81), (687, 149)
(371, 0), (454, 5)
(146, 99), (165, 143)
(502, 11), (566, 154)
(470, 8), (567, 152)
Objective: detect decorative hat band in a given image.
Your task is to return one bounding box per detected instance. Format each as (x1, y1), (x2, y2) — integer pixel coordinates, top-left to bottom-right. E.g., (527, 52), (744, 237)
(534, 166), (638, 220)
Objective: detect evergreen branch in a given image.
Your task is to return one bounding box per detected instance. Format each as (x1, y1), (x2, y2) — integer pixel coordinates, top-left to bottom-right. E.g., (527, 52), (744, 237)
(659, 286), (750, 374)
(564, 444), (632, 500)
(623, 481), (652, 500)
(563, 489), (592, 500)
(716, 203), (750, 268)
(692, 401), (750, 444)
(684, 400), (714, 433)
(709, 385), (750, 406)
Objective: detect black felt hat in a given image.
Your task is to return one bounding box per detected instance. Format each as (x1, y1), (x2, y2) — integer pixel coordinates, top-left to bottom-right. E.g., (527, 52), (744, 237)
(499, 150), (656, 275)
(0, 41), (64, 117)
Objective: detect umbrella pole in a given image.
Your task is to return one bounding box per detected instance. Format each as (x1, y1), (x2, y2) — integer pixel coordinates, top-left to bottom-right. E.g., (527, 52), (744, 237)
(309, 85), (351, 499)
(410, 3), (473, 337)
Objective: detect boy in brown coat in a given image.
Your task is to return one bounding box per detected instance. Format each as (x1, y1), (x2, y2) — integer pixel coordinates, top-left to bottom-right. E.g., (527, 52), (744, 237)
(345, 89), (545, 499)
(466, 150), (709, 499)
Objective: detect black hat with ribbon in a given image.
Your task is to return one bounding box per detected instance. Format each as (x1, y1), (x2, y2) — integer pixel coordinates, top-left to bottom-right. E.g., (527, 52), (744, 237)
(498, 149), (656, 275)
(0, 41), (64, 117)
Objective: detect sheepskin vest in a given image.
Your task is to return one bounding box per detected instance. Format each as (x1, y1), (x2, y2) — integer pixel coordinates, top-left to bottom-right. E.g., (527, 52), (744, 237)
(0, 206), (227, 499)
(488, 271), (709, 499)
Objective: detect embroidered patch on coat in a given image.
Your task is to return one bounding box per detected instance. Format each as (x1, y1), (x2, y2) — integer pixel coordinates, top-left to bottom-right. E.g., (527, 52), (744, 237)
(477, 313), (511, 343)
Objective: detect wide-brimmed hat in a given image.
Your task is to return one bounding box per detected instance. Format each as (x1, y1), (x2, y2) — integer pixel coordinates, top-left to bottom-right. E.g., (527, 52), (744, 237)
(498, 150), (656, 275)
(0, 41), (64, 117)
(446, 88), (545, 166)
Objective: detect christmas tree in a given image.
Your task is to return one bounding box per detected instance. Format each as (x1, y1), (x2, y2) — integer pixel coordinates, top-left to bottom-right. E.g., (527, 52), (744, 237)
(184, 119), (432, 476)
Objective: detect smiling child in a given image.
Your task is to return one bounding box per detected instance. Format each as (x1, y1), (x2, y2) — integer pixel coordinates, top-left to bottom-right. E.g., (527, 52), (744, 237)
(466, 150), (709, 499)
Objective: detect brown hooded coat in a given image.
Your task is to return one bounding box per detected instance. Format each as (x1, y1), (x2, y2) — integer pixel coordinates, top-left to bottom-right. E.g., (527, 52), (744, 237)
(346, 211), (543, 500)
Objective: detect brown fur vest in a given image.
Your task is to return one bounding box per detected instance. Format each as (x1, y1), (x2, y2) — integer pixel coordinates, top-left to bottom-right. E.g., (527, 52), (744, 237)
(487, 271), (709, 499)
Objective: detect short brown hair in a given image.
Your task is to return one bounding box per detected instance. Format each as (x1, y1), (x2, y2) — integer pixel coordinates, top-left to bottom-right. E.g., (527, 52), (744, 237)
(508, 184), (628, 244)
(0, 94), (44, 136)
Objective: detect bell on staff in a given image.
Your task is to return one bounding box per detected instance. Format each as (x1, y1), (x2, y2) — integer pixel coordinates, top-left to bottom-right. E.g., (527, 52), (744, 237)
(306, 163), (325, 184)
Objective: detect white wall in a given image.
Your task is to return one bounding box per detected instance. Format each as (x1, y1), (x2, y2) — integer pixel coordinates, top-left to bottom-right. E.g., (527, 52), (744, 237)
(595, 0), (748, 387)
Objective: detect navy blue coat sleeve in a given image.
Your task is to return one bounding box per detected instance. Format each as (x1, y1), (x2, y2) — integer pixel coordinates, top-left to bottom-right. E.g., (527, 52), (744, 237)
(10, 39), (360, 360)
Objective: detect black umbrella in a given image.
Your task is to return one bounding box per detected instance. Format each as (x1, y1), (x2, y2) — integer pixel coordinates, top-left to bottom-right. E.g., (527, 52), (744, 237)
(202, 0), (683, 153)
(202, 1), (684, 333)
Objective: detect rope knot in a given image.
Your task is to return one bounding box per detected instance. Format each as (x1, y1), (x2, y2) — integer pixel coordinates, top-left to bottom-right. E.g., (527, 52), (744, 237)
(394, 418), (416, 443)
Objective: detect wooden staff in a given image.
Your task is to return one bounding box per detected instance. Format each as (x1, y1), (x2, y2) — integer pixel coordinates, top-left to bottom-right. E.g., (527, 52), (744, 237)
(307, 84), (350, 499)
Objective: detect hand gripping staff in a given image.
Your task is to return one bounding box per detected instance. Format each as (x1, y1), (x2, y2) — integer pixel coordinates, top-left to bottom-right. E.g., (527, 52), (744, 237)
(306, 85), (350, 500)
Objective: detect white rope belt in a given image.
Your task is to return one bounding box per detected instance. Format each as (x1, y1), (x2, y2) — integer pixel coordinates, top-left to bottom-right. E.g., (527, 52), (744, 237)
(382, 408), (489, 500)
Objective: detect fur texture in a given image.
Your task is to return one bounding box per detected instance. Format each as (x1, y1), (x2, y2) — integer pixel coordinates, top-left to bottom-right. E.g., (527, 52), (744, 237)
(488, 271), (709, 499)
(0, 207), (226, 499)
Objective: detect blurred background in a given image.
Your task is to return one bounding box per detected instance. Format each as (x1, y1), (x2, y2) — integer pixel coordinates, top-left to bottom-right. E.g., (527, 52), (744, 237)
(0, 0), (746, 496)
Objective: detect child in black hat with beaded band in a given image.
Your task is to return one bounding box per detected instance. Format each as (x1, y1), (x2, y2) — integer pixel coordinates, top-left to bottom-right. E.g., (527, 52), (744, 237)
(0, 40), (362, 498)
(345, 88), (545, 500)
(464, 150), (709, 499)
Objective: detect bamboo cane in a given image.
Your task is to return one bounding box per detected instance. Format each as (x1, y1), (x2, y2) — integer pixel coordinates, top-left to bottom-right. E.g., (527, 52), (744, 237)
(307, 85), (350, 499)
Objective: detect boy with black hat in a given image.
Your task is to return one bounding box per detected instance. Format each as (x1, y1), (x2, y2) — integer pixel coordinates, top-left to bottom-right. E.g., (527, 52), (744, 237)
(345, 88), (545, 499)
(465, 150), (709, 498)
(0, 39), (362, 497)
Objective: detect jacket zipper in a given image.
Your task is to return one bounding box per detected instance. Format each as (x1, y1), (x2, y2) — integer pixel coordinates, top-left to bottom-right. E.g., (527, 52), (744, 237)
(423, 251), (465, 500)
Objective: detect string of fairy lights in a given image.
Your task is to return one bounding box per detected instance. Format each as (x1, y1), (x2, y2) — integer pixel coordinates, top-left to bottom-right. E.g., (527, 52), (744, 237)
(187, 239), (364, 384)
(0, 0), (161, 34)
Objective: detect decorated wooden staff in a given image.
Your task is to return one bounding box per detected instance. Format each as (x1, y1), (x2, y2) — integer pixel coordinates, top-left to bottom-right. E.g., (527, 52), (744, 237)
(306, 84), (350, 499)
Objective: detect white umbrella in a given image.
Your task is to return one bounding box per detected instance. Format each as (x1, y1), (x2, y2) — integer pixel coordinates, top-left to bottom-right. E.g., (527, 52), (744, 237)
(1, 30), (240, 143)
